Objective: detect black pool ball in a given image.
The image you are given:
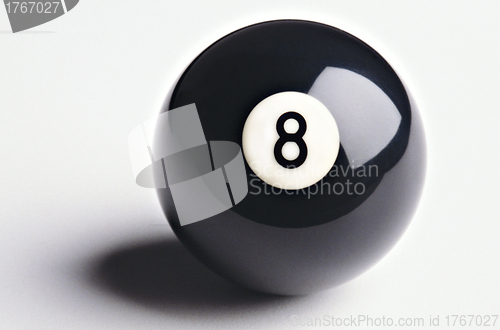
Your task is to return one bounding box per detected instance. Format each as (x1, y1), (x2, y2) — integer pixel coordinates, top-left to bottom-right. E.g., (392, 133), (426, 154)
(155, 20), (426, 295)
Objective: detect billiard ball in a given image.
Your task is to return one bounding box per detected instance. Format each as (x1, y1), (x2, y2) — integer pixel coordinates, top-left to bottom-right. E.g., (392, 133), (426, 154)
(155, 20), (426, 295)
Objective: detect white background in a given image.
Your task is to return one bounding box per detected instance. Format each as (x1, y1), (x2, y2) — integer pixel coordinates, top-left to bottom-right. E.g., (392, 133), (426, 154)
(1, 1), (499, 329)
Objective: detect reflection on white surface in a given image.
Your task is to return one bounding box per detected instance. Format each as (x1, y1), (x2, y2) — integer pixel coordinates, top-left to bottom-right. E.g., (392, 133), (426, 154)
(308, 68), (401, 167)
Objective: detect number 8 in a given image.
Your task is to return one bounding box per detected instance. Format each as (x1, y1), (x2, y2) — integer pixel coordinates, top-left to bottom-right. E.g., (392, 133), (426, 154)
(274, 111), (308, 168)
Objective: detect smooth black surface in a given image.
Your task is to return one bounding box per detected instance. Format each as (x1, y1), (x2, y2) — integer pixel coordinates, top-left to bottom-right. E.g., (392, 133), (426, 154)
(157, 20), (426, 294)
(168, 20), (412, 228)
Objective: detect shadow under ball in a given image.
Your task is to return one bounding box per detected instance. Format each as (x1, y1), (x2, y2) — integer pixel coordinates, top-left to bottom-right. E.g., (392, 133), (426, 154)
(156, 20), (426, 295)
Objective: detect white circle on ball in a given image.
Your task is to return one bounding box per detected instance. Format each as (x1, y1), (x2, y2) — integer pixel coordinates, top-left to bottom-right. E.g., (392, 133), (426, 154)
(242, 91), (340, 190)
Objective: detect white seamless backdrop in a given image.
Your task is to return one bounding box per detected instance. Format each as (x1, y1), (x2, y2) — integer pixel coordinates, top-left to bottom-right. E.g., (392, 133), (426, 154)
(0, 1), (499, 329)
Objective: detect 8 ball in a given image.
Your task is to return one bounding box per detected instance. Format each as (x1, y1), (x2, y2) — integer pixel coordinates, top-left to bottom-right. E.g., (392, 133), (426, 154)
(156, 20), (426, 295)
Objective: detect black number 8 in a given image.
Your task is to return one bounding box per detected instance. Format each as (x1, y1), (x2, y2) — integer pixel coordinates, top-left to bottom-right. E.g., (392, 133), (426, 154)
(274, 112), (308, 168)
